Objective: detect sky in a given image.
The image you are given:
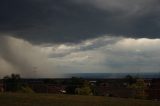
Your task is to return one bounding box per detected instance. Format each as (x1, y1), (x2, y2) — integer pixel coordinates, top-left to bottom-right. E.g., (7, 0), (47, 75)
(0, 0), (160, 78)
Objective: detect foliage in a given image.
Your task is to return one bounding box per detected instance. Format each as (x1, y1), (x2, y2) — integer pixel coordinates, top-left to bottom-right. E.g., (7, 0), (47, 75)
(19, 86), (34, 93)
(128, 79), (148, 99)
(75, 80), (92, 95)
(70, 77), (84, 85)
(66, 77), (84, 94)
(3, 74), (22, 92)
(66, 85), (77, 94)
(75, 87), (92, 95)
(124, 75), (137, 85)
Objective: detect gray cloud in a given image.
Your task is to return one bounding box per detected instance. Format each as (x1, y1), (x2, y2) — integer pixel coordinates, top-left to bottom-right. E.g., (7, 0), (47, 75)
(52, 37), (160, 73)
(1, 35), (160, 78)
(48, 35), (122, 58)
(0, 0), (160, 44)
(74, 0), (160, 16)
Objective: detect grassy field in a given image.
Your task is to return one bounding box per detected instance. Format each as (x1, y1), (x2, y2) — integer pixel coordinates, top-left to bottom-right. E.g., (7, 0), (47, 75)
(0, 93), (159, 106)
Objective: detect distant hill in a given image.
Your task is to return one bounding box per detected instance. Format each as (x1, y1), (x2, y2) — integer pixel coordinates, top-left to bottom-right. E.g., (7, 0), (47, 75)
(67, 73), (160, 79)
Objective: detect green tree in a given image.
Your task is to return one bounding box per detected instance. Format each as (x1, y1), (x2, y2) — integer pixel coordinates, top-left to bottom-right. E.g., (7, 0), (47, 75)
(128, 79), (148, 99)
(124, 75), (136, 85)
(3, 74), (22, 92)
(66, 77), (84, 94)
(75, 80), (92, 95)
(75, 87), (92, 95)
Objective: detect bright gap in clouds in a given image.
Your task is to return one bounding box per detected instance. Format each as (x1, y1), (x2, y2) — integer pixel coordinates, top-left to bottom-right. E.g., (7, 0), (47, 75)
(0, 35), (160, 78)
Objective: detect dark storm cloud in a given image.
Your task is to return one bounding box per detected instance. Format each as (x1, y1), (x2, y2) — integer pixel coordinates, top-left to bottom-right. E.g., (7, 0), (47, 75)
(0, 0), (160, 43)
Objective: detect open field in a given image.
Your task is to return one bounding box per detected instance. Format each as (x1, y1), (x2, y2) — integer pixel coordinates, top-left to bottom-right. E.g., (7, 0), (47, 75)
(0, 93), (159, 106)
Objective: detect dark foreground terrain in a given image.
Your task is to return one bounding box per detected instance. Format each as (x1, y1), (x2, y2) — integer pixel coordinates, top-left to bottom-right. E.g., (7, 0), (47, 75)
(0, 93), (159, 106)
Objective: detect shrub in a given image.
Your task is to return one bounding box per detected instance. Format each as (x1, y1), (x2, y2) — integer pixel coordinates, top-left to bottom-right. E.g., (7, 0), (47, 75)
(19, 86), (34, 93)
(75, 87), (92, 95)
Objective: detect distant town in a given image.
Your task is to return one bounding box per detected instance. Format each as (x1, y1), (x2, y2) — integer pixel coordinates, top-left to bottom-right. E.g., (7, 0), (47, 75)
(0, 73), (160, 100)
